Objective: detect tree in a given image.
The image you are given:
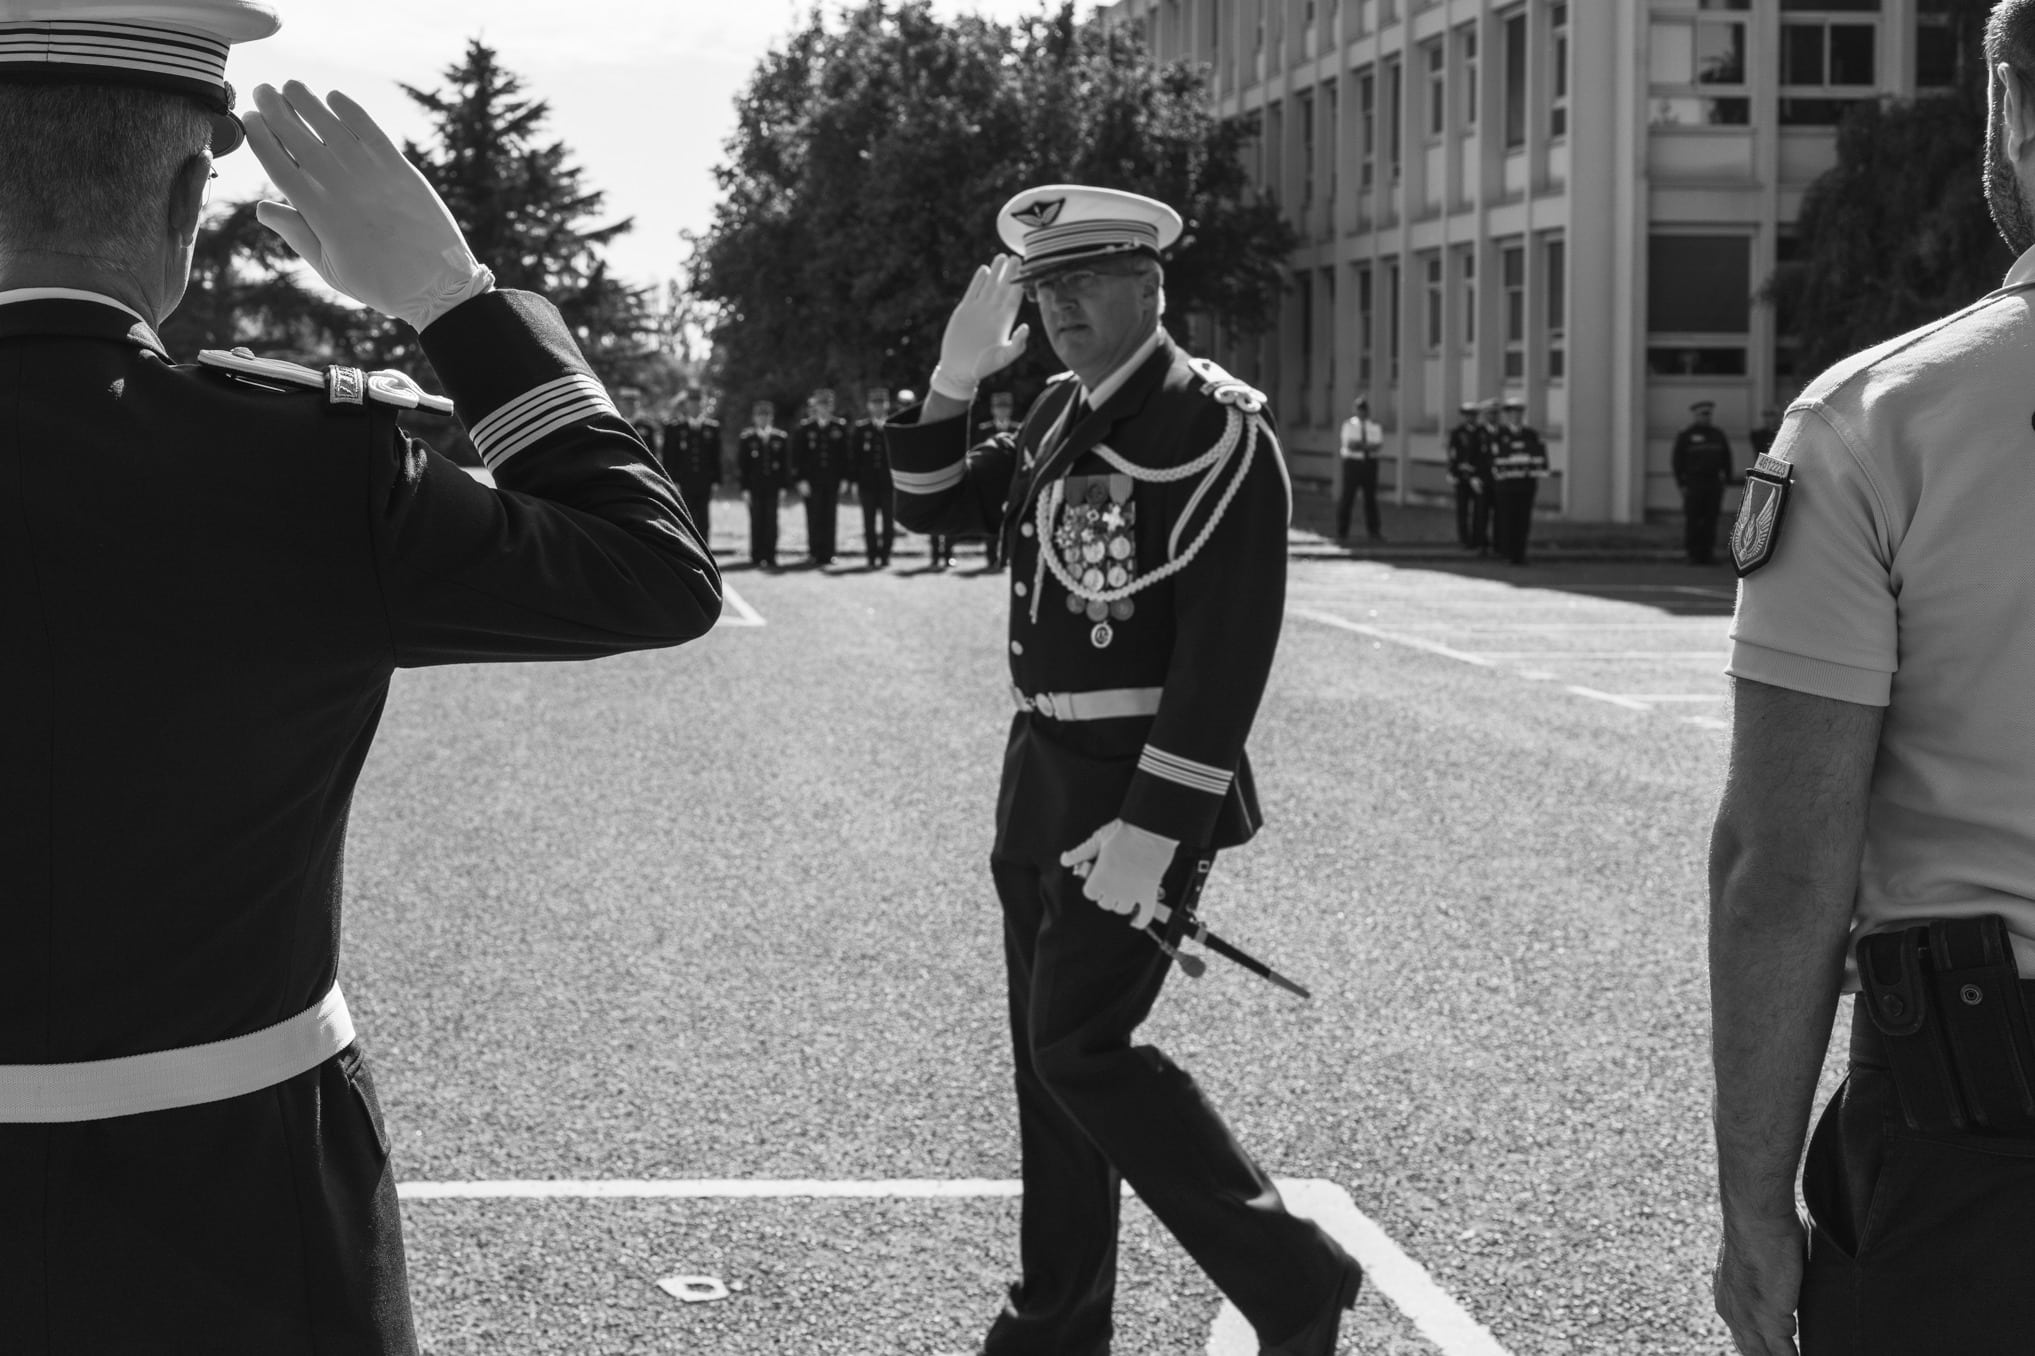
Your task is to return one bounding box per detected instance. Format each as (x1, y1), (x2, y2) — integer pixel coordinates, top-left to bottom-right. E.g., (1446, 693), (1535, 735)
(160, 200), (369, 362)
(690, 1), (1296, 414)
(1762, 0), (2007, 382)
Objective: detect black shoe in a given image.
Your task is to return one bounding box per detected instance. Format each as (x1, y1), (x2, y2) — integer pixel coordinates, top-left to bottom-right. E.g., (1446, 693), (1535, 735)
(1261, 1254), (1363, 1356)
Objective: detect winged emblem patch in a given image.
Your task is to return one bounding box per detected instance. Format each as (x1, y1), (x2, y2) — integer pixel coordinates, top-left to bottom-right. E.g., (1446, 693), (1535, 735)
(1731, 453), (1793, 576)
(1011, 197), (1066, 231)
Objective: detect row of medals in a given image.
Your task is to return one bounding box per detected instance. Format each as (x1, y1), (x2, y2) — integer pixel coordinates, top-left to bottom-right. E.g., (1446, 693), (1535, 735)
(1054, 481), (1137, 650)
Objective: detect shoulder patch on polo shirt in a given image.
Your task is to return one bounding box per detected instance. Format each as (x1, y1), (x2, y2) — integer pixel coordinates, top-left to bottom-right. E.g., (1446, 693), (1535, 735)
(1732, 452), (1794, 576)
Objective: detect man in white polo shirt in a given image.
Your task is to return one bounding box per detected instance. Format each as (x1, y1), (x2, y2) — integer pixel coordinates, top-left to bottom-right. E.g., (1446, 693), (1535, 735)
(1710, 6), (2035, 1351)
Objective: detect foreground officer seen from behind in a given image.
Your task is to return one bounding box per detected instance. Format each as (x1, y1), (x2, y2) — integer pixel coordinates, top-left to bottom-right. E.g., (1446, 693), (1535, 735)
(1711, 6), (2035, 1351)
(887, 185), (1360, 1356)
(0, 19), (720, 1351)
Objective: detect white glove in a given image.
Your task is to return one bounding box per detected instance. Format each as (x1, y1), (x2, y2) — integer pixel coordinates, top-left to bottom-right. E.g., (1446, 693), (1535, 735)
(930, 254), (1030, 401)
(1061, 819), (1179, 930)
(244, 82), (494, 332)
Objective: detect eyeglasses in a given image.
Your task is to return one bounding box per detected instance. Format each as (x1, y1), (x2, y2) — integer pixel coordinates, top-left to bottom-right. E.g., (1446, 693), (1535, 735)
(1022, 266), (1140, 303)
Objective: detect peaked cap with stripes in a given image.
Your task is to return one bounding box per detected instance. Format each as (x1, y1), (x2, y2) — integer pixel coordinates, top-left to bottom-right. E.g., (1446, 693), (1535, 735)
(997, 184), (1183, 283)
(0, 0), (280, 154)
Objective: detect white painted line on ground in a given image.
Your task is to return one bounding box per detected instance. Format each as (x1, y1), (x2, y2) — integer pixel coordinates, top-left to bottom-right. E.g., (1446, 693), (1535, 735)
(1608, 693), (1723, 703)
(398, 1178), (1019, 1199)
(1563, 685), (1654, 712)
(1287, 607), (1497, 667)
(1468, 650), (1724, 661)
(1684, 716), (1731, 731)
(1207, 1180), (1512, 1356)
(717, 584), (765, 628)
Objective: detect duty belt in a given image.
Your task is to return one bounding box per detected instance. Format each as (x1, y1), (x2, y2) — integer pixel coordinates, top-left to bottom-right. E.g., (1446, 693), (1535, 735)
(0, 982), (355, 1123)
(1013, 685), (1163, 721)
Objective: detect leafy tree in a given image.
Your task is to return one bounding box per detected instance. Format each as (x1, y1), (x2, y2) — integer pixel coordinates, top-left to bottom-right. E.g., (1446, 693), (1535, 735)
(1762, 0), (2008, 381)
(161, 200), (367, 362)
(691, 1), (1296, 415)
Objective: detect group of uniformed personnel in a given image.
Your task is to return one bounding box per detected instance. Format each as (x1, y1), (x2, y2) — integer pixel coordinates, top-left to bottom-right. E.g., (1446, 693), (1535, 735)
(1443, 396), (1550, 564)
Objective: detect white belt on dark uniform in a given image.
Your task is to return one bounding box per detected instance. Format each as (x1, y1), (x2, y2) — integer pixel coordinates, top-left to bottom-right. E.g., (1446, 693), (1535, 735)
(0, 982), (355, 1123)
(1013, 685), (1163, 721)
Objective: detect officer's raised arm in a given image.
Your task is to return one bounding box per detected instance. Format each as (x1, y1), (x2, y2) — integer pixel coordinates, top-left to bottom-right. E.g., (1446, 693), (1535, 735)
(246, 82), (719, 660)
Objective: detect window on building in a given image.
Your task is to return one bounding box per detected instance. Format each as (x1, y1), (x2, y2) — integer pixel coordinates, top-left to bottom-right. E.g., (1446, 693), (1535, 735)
(1461, 25), (1479, 128)
(1647, 232), (1751, 376)
(1264, 99), (1283, 202)
(1424, 253), (1444, 351)
(1297, 271), (1315, 426)
(1545, 234), (1565, 381)
(1300, 91), (1316, 213)
(1387, 260), (1402, 384)
(1550, 3), (1569, 138)
(1426, 42), (1446, 138)
(1773, 228), (1803, 390)
(1387, 58), (1403, 180)
(1779, 3), (1879, 125)
(1649, 11), (1752, 126)
(1461, 248), (1477, 347)
(1501, 241), (1525, 379)
(1358, 70), (1376, 191)
(1356, 262), (1374, 386)
(1323, 267), (1337, 415)
(1503, 10), (1528, 148)
(1916, 0), (1957, 90)
(1326, 81), (1340, 215)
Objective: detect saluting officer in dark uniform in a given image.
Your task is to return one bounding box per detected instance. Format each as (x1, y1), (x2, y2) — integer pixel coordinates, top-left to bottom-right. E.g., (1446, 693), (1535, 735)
(1490, 396), (1550, 565)
(739, 398), (790, 568)
(888, 185), (1359, 1356)
(0, 40), (719, 1354)
(1446, 399), (1482, 549)
(850, 386), (896, 567)
(792, 386), (850, 566)
(1671, 398), (1736, 565)
(660, 387), (721, 545)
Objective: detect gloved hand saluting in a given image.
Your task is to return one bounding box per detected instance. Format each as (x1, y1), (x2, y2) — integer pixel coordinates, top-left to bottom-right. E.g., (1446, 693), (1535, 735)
(1062, 819), (1179, 930)
(930, 253), (1030, 402)
(244, 82), (494, 332)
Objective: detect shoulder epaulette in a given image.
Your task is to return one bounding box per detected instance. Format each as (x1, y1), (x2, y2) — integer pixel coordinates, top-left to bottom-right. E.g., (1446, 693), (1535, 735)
(197, 347), (454, 415)
(1185, 356), (1267, 414)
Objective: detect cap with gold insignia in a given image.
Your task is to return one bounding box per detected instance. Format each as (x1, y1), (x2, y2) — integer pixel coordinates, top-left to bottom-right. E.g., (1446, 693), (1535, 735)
(0, 0), (279, 154)
(998, 184), (1184, 282)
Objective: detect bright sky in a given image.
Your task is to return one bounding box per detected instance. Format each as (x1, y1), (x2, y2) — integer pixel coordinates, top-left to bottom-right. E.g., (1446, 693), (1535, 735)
(212, 0), (1099, 292)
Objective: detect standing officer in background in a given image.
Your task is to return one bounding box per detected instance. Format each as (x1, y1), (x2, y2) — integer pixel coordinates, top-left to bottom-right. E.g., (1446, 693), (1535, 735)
(1472, 397), (1502, 555)
(660, 386), (721, 547)
(792, 386), (849, 566)
(1672, 398), (1736, 565)
(1334, 393), (1385, 543)
(969, 388), (1023, 569)
(887, 185), (1360, 1356)
(739, 398), (789, 568)
(0, 19), (720, 1350)
(1713, 7), (2035, 1350)
(1748, 404), (1781, 462)
(617, 384), (659, 457)
(1490, 396), (1550, 565)
(1446, 399), (1482, 549)
(851, 386), (896, 567)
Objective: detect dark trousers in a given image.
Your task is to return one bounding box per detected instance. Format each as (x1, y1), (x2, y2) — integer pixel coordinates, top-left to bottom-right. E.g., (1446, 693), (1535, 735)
(1453, 477), (1477, 546)
(0, 1043), (415, 1355)
(1492, 480), (1538, 563)
(747, 488), (778, 565)
(1800, 999), (2035, 1354)
(928, 533), (952, 566)
(858, 485), (895, 564)
(1334, 457), (1381, 539)
(1683, 482), (1724, 563)
(804, 482), (839, 563)
(982, 856), (1345, 1355)
(679, 480), (712, 545)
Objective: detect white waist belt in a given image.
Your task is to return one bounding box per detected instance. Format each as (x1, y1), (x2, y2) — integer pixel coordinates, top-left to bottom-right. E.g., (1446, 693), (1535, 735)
(0, 983), (355, 1124)
(1014, 685), (1164, 721)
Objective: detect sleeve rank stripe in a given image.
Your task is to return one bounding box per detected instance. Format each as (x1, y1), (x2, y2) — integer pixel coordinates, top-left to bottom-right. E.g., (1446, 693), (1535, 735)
(471, 375), (618, 468)
(1138, 746), (1233, 795)
(891, 462), (966, 494)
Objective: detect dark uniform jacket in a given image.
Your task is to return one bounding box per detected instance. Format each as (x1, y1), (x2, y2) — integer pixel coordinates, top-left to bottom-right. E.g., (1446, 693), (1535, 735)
(0, 288), (719, 1346)
(849, 417), (889, 492)
(1492, 424), (1550, 482)
(791, 415), (850, 491)
(738, 424), (789, 491)
(1672, 423), (1734, 489)
(1446, 419), (1484, 482)
(660, 415), (722, 491)
(887, 333), (1288, 861)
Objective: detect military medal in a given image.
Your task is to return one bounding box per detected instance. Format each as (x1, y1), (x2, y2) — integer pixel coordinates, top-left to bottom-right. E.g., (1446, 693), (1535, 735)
(1091, 622), (1114, 648)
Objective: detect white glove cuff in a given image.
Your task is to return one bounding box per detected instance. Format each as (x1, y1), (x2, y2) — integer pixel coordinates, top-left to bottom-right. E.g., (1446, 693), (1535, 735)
(409, 263), (498, 333)
(928, 365), (978, 403)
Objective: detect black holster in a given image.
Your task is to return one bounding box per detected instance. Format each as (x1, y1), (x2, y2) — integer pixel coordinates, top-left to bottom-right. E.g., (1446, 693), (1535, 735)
(1857, 915), (2035, 1135)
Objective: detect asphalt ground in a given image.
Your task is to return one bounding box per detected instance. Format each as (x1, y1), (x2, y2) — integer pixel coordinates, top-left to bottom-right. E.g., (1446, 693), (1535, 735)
(340, 489), (1844, 1354)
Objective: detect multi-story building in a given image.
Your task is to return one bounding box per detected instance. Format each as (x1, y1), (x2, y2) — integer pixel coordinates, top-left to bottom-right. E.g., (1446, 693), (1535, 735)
(1098, 0), (1962, 522)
